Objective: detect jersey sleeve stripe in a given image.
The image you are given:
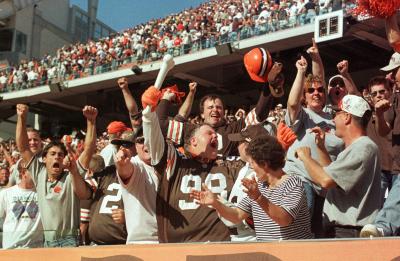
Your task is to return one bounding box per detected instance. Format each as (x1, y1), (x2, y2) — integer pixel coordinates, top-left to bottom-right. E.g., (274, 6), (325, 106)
(80, 208), (90, 222)
(167, 120), (183, 144)
(245, 108), (259, 126)
(166, 144), (177, 180)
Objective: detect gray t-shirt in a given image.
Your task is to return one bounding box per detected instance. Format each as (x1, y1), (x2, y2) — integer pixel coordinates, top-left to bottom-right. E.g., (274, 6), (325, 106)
(284, 107), (344, 194)
(323, 136), (382, 227)
(27, 155), (86, 242)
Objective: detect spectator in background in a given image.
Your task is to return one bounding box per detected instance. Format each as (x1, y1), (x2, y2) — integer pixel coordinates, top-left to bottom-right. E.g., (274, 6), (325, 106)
(366, 76), (394, 198)
(360, 52), (400, 238)
(100, 121), (128, 167)
(0, 164), (43, 249)
(0, 167), (9, 191)
(8, 127), (43, 187)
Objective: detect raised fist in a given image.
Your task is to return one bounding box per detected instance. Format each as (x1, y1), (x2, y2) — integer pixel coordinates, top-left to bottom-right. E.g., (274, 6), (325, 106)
(16, 104), (29, 118)
(82, 106), (98, 122)
(337, 60), (349, 75)
(117, 77), (128, 89)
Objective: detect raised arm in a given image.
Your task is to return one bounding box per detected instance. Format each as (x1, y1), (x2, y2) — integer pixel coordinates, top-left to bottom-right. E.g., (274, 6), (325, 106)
(177, 82), (197, 119)
(0, 144), (14, 167)
(114, 147), (135, 184)
(287, 56), (308, 124)
(386, 14), (400, 52)
(254, 63), (284, 122)
(78, 106), (98, 169)
(337, 60), (360, 96)
(117, 77), (140, 131)
(65, 154), (92, 200)
(155, 90), (177, 135)
(307, 38), (325, 85)
(375, 99), (392, 136)
(15, 104), (33, 163)
(142, 86), (166, 165)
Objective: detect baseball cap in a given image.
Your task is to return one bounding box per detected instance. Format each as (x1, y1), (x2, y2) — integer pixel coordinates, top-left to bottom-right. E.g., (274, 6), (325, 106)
(228, 124), (270, 143)
(107, 121), (128, 134)
(328, 75), (345, 87)
(337, 94), (371, 117)
(111, 130), (135, 147)
(381, 52), (400, 71)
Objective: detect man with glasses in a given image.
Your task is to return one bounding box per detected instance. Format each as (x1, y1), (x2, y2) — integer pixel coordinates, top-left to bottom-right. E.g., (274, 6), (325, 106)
(114, 127), (159, 244)
(360, 53), (400, 238)
(365, 76), (394, 198)
(296, 94), (381, 238)
(285, 55), (344, 237)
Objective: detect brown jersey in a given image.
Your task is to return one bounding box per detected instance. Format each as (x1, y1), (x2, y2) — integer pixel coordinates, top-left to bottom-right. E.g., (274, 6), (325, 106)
(88, 165), (127, 245)
(166, 110), (258, 157)
(155, 143), (244, 243)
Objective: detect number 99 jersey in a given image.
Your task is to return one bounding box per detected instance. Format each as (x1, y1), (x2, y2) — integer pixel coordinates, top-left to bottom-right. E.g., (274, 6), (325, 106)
(154, 143), (244, 243)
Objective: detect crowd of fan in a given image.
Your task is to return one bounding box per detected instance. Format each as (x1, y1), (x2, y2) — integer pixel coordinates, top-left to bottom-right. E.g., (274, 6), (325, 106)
(0, 33), (399, 247)
(2, 0), (400, 252)
(0, 0), (356, 93)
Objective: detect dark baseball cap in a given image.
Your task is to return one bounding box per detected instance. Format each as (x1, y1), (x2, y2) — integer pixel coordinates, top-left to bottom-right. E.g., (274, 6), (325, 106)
(111, 130), (136, 147)
(228, 124), (270, 143)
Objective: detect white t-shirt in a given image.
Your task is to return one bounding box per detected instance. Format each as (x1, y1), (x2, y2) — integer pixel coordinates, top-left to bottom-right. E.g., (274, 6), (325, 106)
(0, 185), (43, 249)
(226, 162), (256, 242)
(117, 155), (159, 244)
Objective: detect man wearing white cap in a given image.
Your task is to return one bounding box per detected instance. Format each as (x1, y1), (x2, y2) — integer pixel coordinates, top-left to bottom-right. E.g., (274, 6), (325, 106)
(296, 94), (382, 238)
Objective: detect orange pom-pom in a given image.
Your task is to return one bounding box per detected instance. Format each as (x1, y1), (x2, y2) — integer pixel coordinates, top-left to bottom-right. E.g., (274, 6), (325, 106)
(353, 0), (400, 18)
(141, 86), (162, 111)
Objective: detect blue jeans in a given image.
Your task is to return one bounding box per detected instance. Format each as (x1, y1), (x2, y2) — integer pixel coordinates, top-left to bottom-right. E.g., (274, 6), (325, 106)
(45, 235), (78, 248)
(375, 173), (400, 236)
(381, 171), (398, 197)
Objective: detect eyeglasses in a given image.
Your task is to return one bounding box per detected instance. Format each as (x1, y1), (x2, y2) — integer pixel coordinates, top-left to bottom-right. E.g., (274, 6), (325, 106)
(370, 89), (387, 97)
(306, 86), (324, 94)
(135, 137), (145, 144)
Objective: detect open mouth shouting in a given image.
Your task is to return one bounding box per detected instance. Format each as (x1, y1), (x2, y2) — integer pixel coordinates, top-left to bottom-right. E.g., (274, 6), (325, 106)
(210, 138), (218, 149)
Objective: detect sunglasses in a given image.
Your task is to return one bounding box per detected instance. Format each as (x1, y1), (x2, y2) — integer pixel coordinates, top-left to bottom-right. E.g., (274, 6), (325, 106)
(120, 142), (134, 148)
(370, 89), (387, 98)
(306, 86), (324, 94)
(135, 137), (145, 144)
(332, 110), (346, 118)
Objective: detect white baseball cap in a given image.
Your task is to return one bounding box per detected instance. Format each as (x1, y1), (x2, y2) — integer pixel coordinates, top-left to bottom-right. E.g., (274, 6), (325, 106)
(381, 52), (400, 71)
(339, 94), (371, 117)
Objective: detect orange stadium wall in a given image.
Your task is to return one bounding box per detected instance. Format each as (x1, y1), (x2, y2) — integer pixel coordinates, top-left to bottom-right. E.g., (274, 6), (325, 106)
(2, 238), (400, 261)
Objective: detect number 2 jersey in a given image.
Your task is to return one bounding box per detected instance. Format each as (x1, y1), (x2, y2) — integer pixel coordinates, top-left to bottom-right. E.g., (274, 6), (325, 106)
(154, 143), (245, 243)
(83, 165), (127, 245)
